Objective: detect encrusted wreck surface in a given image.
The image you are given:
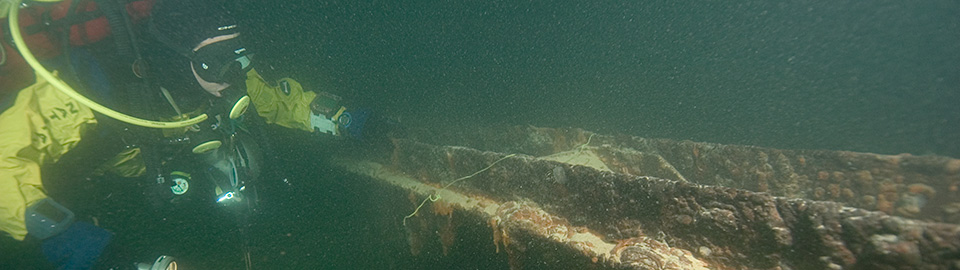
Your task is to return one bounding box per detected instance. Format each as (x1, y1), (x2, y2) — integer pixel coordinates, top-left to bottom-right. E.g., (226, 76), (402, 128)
(336, 125), (960, 269)
(338, 160), (710, 270)
(412, 125), (960, 224)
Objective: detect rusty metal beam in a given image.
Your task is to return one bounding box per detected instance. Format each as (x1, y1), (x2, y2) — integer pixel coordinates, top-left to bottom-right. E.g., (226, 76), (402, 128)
(336, 159), (710, 269)
(336, 125), (959, 269)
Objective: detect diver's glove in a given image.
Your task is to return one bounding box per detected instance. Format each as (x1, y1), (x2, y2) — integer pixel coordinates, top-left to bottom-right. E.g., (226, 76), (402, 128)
(307, 91), (393, 143)
(337, 107), (371, 141)
(339, 107), (403, 149)
(308, 105), (370, 141)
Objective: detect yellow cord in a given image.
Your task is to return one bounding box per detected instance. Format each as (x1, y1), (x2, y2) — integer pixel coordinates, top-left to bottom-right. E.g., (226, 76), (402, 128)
(403, 153), (517, 226)
(7, 1), (207, 128)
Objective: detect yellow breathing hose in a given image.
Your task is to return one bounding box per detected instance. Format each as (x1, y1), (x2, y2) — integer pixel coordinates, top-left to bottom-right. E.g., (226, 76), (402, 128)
(6, 0), (207, 128)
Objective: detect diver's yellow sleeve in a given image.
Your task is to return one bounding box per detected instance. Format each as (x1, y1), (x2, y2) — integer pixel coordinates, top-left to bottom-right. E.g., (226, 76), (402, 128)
(0, 72), (96, 240)
(245, 69), (316, 132)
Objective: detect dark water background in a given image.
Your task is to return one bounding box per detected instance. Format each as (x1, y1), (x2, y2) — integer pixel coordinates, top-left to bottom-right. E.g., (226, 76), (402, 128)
(245, 0), (960, 158)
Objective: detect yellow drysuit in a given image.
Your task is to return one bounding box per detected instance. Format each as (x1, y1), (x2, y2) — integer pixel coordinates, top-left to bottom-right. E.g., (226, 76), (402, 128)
(0, 68), (315, 240)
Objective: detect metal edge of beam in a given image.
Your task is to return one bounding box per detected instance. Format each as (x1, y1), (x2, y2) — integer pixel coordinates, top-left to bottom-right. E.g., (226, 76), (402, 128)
(380, 139), (960, 269)
(411, 125), (960, 223)
(333, 158), (712, 270)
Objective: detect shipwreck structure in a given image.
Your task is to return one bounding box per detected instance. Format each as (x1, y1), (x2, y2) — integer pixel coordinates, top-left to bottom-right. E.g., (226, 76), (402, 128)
(332, 125), (960, 269)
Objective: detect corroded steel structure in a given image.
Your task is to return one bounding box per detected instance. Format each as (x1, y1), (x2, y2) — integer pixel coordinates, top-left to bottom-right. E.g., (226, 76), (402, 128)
(335, 126), (960, 269)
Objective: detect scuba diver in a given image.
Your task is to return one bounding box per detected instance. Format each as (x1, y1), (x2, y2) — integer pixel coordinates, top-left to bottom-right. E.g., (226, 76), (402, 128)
(0, 0), (394, 269)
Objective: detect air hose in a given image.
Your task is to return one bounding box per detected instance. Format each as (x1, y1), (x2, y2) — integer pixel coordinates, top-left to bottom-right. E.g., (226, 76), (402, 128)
(6, 0), (207, 128)
(93, 0), (133, 58)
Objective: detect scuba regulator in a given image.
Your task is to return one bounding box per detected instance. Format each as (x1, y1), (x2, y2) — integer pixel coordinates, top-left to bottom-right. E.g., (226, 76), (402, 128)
(154, 84), (262, 215)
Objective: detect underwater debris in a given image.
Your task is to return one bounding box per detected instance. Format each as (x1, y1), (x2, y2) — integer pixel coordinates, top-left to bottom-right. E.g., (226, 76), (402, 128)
(551, 165), (567, 185)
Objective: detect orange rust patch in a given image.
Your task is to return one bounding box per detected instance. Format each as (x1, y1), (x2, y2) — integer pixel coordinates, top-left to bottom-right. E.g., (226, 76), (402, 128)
(907, 183), (936, 198)
(832, 171), (846, 182)
(495, 201), (572, 251)
(408, 192), (420, 208)
(884, 155), (903, 169)
(817, 171), (830, 181)
(489, 218), (502, 253)
(610, 238), (632, 256)
(431, 200), (455, 216)
(856, 170), (873, 184)
(692, 146), (707, 172)
(876, 182), (899, 214)
(828, 184), (841, 198)
(438, 212), (456, 256)
(841, 188), (855, 199)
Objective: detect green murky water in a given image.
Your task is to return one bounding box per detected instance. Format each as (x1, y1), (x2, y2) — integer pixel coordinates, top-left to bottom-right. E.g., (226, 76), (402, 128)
(3, 1), (958, 269)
